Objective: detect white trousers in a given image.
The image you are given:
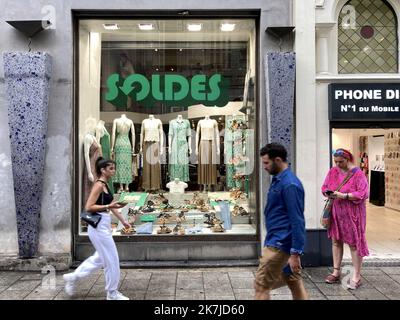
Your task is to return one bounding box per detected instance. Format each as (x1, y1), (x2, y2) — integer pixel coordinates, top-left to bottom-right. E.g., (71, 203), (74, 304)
(73, 213), (120, 292)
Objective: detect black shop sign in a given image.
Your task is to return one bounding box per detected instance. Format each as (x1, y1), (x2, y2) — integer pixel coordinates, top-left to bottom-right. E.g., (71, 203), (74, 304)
(329, 83), (400, 121)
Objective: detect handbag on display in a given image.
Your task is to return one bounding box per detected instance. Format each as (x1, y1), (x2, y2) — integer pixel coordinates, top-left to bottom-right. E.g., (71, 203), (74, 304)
(218, 200), (232, 230)
(320, 168), (358, 229)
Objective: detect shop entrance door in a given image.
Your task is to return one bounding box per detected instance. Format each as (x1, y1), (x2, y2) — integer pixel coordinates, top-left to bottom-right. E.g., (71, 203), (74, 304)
(330, 123), (400, 261)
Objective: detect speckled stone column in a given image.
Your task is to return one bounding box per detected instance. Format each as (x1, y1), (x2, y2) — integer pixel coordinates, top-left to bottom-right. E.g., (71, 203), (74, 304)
(3, 52), (52, 258)
(264, 52), (296, 165)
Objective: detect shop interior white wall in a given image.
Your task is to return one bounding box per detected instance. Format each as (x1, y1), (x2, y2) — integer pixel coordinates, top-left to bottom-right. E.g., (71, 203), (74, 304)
(0, 0), (291, 256)
(78, 27), (101, 213)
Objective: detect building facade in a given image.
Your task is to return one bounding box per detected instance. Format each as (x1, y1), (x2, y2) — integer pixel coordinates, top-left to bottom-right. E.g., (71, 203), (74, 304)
(0, 0), (298, 269)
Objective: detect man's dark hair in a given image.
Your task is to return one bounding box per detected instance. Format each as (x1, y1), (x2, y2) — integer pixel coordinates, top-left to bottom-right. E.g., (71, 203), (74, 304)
(259, 143), (288, 162)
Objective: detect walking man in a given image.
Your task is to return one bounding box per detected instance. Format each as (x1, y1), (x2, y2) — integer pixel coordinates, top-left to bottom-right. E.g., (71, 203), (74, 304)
(254, 143), (308, 300)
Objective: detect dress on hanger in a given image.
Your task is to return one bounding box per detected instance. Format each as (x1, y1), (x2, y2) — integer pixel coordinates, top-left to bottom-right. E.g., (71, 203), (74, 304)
(225, 115), (246, 189)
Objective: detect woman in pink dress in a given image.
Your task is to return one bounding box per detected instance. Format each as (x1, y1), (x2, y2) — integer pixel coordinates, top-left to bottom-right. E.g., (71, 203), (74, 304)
(321, 148), (369, 290)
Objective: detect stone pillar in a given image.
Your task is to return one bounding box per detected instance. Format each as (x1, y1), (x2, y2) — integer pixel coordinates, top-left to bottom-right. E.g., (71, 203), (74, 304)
(3, 52), (52, 258)
(316, 36), (329, 74)
(264, 52), (296, 165)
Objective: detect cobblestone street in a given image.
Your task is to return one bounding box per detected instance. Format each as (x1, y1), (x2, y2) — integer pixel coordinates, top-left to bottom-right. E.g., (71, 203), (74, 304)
(1, 266), (400, 300)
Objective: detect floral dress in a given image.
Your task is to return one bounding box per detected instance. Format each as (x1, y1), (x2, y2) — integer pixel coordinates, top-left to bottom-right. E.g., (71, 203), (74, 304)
(321, 167), (369, 257)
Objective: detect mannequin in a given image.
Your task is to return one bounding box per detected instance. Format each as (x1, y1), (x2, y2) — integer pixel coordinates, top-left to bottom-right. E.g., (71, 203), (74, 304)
(166, 178), (188, 207)
(196, 115), (220, 191)
(168, 115), (191, 182)
(83, 118), (101, 206)
(111, 114), (135, 192)
(95, 120), (114, 194)
(140, 115), (164, 191)
(166, 178), (188, 193)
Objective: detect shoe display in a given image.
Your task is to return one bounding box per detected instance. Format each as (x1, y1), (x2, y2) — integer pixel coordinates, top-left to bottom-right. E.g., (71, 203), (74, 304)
(121, 226), (136, 234)
(157, 225), (172, 234)
(63, 273), (76, 296)
(107, 290), (130, 300)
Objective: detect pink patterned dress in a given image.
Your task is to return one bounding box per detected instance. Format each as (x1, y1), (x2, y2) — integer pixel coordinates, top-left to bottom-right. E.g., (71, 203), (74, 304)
(321, 167), (369, 257)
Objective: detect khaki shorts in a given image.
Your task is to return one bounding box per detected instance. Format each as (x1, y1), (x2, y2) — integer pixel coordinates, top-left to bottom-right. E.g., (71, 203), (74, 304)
(255, 246), (303, 290)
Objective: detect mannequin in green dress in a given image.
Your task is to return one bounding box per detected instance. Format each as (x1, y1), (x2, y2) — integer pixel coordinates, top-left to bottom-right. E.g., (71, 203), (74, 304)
(96, 120), (114, 194)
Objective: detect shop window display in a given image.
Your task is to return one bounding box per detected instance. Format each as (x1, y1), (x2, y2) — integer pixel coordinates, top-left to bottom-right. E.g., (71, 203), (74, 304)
(78, 19), (256, 236)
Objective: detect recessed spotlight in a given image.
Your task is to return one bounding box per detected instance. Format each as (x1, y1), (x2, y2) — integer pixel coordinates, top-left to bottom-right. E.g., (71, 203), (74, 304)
(138, 23), (154, 31)
(103, 23), (119, 30)
(179, 48), (183, 52)
(220, 23), (235, 32)
(187, 23), (202, 32)
(154, 48), (158, 52)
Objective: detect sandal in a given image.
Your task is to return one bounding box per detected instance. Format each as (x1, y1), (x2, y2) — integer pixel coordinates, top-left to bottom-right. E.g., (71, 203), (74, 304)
(347, 279), (362, 290)
(325, 268), (341, 284)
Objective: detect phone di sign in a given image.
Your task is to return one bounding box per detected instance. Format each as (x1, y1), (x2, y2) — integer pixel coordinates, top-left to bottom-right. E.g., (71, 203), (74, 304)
(328, 83), (400, 121)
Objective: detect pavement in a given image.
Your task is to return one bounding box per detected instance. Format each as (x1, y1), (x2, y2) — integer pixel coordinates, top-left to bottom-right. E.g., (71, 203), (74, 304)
(1, 266), (400, 300)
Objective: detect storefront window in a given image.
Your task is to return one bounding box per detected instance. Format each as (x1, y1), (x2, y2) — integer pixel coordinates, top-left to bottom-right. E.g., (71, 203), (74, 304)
(338, 0), (398, 74)
(78, 18), (256, 237)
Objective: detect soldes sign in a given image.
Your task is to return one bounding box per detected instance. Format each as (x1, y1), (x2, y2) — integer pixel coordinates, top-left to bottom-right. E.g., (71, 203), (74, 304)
(105, 73), (230, 108)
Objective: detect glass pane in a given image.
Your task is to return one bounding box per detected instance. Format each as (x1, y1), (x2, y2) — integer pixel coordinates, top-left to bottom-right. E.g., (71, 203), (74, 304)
(338, 0), (398, 73)
(78, 19), (257, 237)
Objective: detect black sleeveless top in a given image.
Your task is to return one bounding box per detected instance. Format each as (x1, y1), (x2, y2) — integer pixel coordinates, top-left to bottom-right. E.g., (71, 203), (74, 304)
(95, 180), (113, 205)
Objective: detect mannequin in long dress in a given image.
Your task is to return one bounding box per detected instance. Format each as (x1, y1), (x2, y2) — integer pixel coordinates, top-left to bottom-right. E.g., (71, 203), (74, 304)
(140, 115), (164, 191)
(196, 115), (220, 192)
(111, 114), (135, 193)
(168, 115), (191, 182)
(83, 119), (101, 206)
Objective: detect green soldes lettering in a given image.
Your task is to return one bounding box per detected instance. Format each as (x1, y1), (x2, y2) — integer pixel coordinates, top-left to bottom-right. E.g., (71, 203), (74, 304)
(191, 75), (207, 100)
(151, 75), (164, 100)
(105, 73), (120, 101)
(165, 75), (189, 101)
(207, 74), (221, 101)
(120, 74), (150, 101)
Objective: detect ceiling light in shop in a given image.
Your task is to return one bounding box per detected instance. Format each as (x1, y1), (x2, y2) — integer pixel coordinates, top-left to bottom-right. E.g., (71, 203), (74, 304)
(220, 23), (235, 32)
(187, 23), (202, 32)
(138, 23), (154, 31)
(103, 23), (119, 30)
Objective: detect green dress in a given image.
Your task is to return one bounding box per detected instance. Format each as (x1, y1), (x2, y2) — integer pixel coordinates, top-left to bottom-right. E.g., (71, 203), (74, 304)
(99, 128), (114, 194)
(225, 115), (246, 190)
(168, 119), (191, 182)
(114, 132), (132, 184)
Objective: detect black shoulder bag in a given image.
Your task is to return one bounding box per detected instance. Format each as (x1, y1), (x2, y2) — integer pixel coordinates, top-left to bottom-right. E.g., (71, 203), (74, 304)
(80, 187), (104, 228)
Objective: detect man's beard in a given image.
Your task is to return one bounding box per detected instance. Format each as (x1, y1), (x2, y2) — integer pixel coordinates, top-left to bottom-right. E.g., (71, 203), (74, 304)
(269, 161), (280, 175)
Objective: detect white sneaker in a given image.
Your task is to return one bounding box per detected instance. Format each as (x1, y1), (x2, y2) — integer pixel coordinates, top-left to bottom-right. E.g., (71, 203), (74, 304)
(107, 290), (129, 300)
(63, 273), (76, 296)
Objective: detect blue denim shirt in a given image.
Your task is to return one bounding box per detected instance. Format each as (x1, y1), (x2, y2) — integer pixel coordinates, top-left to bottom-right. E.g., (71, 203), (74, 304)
(264, 168), (306, 255)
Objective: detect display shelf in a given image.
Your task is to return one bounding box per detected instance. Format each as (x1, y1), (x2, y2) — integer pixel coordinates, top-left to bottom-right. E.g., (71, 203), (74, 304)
(384, 130), (400, 211)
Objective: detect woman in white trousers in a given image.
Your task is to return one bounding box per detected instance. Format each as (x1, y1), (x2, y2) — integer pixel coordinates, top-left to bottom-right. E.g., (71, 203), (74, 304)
(63, 157), (132, 300)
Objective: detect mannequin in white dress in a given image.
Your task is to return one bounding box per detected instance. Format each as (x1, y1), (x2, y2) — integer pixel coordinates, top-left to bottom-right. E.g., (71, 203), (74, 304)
(111, 114), (135, 192)
(140, 115), (164, 191)
(196, 115), (220, 192)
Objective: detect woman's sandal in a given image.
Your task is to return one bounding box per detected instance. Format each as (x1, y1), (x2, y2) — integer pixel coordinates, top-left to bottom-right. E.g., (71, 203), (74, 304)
(347, 279), (362, 290)
(325, 267), (341, 284)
